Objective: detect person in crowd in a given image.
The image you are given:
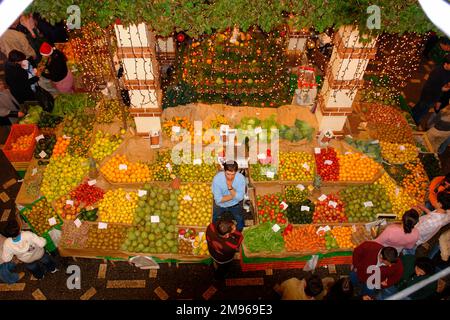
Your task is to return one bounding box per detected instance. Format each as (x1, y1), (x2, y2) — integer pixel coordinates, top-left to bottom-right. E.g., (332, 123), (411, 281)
(38, 42), (73, 93)
(274, 274), (335, 300)
(428, 173), (450, 210)
(372, 256), (438, 300)
(206, 212), (243, 280)
(415, 192), (450, 247)
(426, 104), (450, 154)
(0, 20), (36, 60)
(212, 160), (246, 231)
(33, 13), (68, 45)
(412, 54), (450, 127)
(0, 232), (24, 284)
(5, 50), (39, 104)
(16, 14), (46, 63)
(324, 277), (354, 301)
(375, 209), (420, 253)
(351, 242), (403, 296)
(1, 219), (57, 279)
(429, 37), (450, 65)
(0, 81), (24, 126)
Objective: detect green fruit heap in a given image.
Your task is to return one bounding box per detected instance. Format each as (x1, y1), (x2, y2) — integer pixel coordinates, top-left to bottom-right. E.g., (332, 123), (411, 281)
(178, 162), (217, 182)
(41, 155), (89, 202)
(121, 185), (180, 254)
(250, 163), (278, 181)
(324, 231), (339, 250)
(149, 151), (179, 181)
(285, 200), (315, 224)
(89, 131), (123, 162)
(96, 99), (122, 123)
(62, 110), (95, 156)
(339, 185), (392, 223)
(79, 208), (98, 222)
(37, 113), (63, 129)
(279, 152), (315, 181)
(22, 198), (61, 235)
(34, 135), (56, 160)
(86, 224), (129, 250)
(285, 185), (309, 202)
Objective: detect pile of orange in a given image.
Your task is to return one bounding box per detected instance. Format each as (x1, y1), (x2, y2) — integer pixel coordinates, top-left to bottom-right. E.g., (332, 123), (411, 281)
(402, 161), (429, 203)
(100, 155), (152, 183)
(52, 137), (70, 157)
(284, 225), (326, 252)
(11, 134), (33, 151)
(331, 227), (355, 249)
(338, 152), (381, 181)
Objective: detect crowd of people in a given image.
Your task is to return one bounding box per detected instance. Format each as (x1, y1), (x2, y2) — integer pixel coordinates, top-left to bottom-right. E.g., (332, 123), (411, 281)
(0, 14), (70, 126)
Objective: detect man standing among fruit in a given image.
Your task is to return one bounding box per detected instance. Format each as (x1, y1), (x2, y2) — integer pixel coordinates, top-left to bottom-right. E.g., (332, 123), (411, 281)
(212, 160), (246, 231)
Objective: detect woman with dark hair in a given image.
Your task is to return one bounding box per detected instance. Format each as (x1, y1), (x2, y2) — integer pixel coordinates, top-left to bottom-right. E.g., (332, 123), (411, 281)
(375, 209), (420, 253)
(4, 50), (39, 104)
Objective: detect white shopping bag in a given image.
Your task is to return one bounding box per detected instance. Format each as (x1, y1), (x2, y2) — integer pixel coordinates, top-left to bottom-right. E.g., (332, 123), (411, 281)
(303, 255), (319, 272)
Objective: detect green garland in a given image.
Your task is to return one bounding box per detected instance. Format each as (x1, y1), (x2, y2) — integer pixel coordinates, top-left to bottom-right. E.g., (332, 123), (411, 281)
(28, 0), (436, 37)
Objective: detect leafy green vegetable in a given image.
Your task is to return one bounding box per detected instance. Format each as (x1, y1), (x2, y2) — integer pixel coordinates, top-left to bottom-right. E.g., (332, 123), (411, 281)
(19, 105), (43, 124)
(243, 222), (285, 253)
(53, 93), (96, 116)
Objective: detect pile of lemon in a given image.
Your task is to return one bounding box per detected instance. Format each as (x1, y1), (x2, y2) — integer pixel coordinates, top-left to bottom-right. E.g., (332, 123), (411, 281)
(98, 188), (138, 224)
(178, 183), (212, 226)
(331, 226), (356, 249)
(376, 173), (417, 219)
(100, 154), (153, 183)
(279, 152), (315, 181)
(380, 142), (418, 164)
(193, 232), (209, 255)
(89, 131), (123, 162)
(338, 152), (381, 181)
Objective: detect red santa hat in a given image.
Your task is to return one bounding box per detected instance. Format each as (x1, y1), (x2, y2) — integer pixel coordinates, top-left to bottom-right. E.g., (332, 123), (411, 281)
(39, 42), (53, 56)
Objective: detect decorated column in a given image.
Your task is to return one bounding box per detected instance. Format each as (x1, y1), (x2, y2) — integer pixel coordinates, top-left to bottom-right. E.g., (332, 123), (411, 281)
(114, 23), (162, 136)
(315, 26), (377, 136)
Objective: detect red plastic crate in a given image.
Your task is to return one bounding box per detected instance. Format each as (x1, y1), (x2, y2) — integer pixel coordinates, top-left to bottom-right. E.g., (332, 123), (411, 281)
(3, 124), (39, 162)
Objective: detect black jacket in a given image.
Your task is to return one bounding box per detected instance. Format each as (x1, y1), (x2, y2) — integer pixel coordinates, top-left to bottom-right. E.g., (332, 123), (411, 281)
(4, 61), (39, 104)
(420, 65), (450, 103)
(42, 49), (68, 82)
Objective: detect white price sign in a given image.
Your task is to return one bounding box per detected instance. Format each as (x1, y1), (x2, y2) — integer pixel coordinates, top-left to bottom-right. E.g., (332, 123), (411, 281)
(98, 222), (108, 229)
(88, 179), (97, 186)
(280, 201), (288, 210)
(48, 217), (57, 226)
(296, 184), (305, 191)
(63, 135), (71, 139)
(32, 168), (38, 176)
(301, 206), (310, 212)
(39, 151), (47, 159)
(35, 134), (44, 142)
(172, 126), (181, 133)
(399, 145), (406, 151)
(66, 200), (74, 206)
(328, 201), (338, 208)
(183, 195), (192, 201)
(314, 148), (321, 154)
(257, 153), (267, 160)
(302, 163), (310, 171)
(193, 158), (202, 165)
(138, 190), (147, 197)
(371, 140), (379, 144)
(254, 127), (263, 135)
(151, 216), (160, 223)
(324, 160), (333, 165)
(318, 194), (327, 202)
(119, 164), (128, 170)
(166, 163), (172, 171)
(74, 219), (82, 228)
(272, 224), (281, 232)
(266, 171), (275, 179)
(364, 201), (374, 208)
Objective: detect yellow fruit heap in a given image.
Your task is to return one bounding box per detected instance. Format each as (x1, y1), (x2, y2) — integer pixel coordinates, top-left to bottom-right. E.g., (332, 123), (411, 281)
(193, 232), (209, 255)
(331, 226), (356, 249)
(376, 173), (417, 219)
(178, 183), (212, 226)
(101, 154), (153, 183)
(338, 152), (381, 181)
(279, 152), (315, 181)
(98, 188), (137, 224)
(162, 117), (193, 139)
(380, 142), (418, 164)
(402, 162), (429, 203)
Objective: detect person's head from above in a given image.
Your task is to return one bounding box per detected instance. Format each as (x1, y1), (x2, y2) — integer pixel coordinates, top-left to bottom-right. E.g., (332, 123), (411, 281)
(440, 37), (450, 51)
(326, 277), (354, 300)
(444, 54), (450, 71)
(379, 246), (398, 266)
(304, 274), (324, 299)
(8, 50), (26, 66)
(414, 257), (435, 277)
(223, 160), (238, 181)
(443, 173), (450, 188)
(402, 209), (419, 234)
(216, 212), (236, 238)
(39, 42), (54, 57)
(436, 191), (450, 211)
(3, 219), (21, 239)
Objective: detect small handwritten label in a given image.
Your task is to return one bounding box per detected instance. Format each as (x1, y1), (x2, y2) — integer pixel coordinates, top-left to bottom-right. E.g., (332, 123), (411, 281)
(296, 184), (305, 191)
(48, 217), (57, 226)
(88, 179), (96, 186)
(328, 201), (338, 208)
(74, 219), (82, 228)
(324, 160), (333, 165)
(98, 222), (108, 229)
(151, 216), (160, 223)
(119, 164), (128, 170)
(314, 148), (321, 154)
(272, 224), (281, 232)
(301, 206), (310, 212)
(138, 190), (147, 197)
(364, 201), (374, 208)
(35, 134), (44, 142)
(318, 194), (327, 202)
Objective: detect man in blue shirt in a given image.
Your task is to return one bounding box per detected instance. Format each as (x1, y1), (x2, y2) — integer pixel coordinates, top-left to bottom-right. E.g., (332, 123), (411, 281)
(212, 160), (246, 231)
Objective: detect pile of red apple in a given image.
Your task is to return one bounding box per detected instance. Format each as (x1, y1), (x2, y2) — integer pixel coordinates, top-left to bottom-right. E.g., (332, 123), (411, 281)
(314, 147), (339, 181)
(54, 196), (81, 220)
(256, 193), (288, 224)
(70, 182), (105, 207)
(313, 194), (347, 223)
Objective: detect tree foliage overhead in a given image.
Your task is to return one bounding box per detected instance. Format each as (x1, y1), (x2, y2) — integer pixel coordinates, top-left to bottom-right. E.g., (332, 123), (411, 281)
(28, 0), (436, 37)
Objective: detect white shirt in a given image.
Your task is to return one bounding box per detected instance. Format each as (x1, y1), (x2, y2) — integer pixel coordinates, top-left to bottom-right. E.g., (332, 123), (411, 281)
(1, 231), (46, 263)
(416, 210), (450, 245)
